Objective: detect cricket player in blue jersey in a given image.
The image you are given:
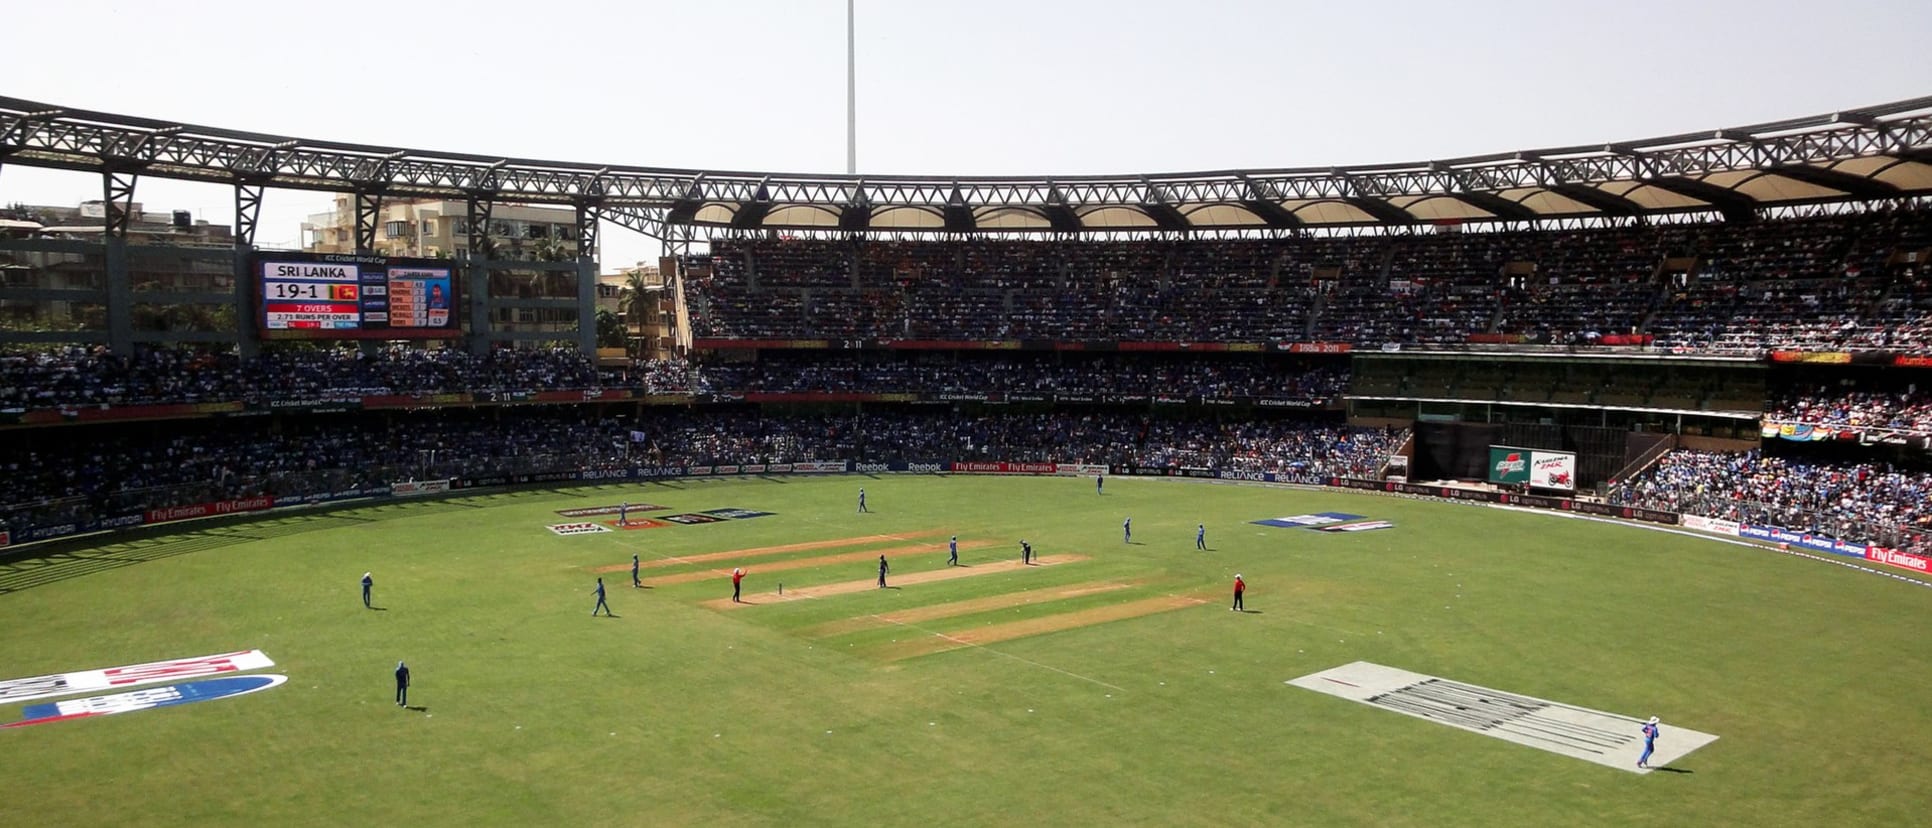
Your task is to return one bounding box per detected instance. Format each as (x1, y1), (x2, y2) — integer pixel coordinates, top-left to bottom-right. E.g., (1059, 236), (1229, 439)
(361, 572), (373, 608)
(592, 577), (612, 616)
(948, 535), (959, 566)
(1123, 517), (1132, 543)
(1197, 524), (1207, 550)
(394, 660), (410, 707)
(1638, 716), (1660, 768)
(619, 501), (629, 525)
(858, 488), (868, 513)
(1096, 474), (1103, 495)
(631, 554), (641, 588)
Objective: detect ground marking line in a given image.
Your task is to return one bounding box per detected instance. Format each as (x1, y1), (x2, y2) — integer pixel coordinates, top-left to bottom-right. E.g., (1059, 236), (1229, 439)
(870, 614), (1128, 693)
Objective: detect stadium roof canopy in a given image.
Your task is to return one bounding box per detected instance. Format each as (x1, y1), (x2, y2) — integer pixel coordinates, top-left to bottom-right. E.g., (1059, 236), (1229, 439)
(2, 94), (1930, 238)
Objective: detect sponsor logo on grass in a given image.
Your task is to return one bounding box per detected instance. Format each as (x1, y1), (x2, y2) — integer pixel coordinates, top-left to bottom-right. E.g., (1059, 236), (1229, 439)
(547, 522), (612, 536)
(0, 650), (276, 706)
(1251, 512), (1367, 529)
(1315, 520), (1396, 533)
(608, 518), (670, 530)
(660, 513), (726, 525)
(5, 674), (288, 728)
(700, 508), (776, 520)
(555, 504), (667, 518)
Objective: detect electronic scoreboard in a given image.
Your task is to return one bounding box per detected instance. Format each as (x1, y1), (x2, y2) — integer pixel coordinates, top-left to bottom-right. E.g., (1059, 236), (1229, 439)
(257, 253), (457, 338)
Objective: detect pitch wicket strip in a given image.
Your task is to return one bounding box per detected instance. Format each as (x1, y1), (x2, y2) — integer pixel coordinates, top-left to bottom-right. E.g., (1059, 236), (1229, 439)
(874, 593), (1212, 661)
(701, 554), (1091, 609)
(591, 529), (949, 574)
(641, 540), (999, 587)
(802, 580), (1143, 638)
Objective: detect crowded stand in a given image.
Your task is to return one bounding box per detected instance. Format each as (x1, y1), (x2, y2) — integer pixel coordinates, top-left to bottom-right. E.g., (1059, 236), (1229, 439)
(0, 348), (1346, 408)
(1610, 449), (1931, 554)
(0, 346), (638, 407)
(1765, 385), (1932, 435)
(690, 209), (1932, 351)
(700, 355), (1347, 400)
(0, 412), (1400, 535)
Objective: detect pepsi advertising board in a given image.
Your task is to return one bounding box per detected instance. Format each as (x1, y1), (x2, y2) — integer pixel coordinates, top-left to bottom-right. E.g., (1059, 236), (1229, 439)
(258, 253), (456, 339)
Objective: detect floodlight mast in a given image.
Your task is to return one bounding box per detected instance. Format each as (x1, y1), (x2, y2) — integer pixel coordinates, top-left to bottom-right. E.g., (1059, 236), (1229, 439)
(846, 0), (857, 175)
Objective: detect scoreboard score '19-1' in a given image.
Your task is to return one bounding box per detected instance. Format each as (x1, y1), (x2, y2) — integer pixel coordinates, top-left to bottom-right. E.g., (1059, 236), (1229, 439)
(257, 253), (456, 338)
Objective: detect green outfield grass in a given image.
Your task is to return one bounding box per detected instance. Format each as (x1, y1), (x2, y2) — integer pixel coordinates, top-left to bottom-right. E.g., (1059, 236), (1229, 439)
(1, 474), (1929, 826)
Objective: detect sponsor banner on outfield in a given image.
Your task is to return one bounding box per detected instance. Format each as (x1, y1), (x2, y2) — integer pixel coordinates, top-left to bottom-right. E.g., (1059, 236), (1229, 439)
(1314, 520), (1396, 533)
(791, 461), (849, 473)
(1737, 524), (1865, 557)
(713, 465), (741, 475)
(700, 508), (776, 520)
(555, 504), (668, 518)
(660, 513), (726, 525)
(1217, 470), (1274, 482)
(546, 522), (611, 536)
(608, 518), (669, 530)
(6, 674), (288, 729)
(1252, 512), (1367, 529)
(949, 461), (1058, 475)
(1528, 452), (1576, 491)
(273, 487), (390, 508)
(1054, 463), (1110, 476)
(853, 461), (946, 474)
(1866, 546), (1932, 573)
(144, 495), (275, 525)
(389, 479), (451, 498)
(0, 650), (276, 706)
(1680, 515), (1741, 536)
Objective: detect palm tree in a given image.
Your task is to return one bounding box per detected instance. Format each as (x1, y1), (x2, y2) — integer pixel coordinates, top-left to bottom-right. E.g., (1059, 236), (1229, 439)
(533, 237), (572, 262)
(619, 268), (653, 359)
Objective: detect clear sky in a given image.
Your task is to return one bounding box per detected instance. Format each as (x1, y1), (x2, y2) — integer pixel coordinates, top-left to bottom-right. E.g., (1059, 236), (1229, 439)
(2, 0), (1927, 267)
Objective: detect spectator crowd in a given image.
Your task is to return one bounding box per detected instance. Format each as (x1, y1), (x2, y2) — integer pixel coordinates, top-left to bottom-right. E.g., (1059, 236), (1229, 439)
(689, 209), (1932, 352)
(0, 347), (1347, 408)
(1766, 384), (1932, 435)
(1610, 449), (1931, 554)
(0, 412), (1400, 534)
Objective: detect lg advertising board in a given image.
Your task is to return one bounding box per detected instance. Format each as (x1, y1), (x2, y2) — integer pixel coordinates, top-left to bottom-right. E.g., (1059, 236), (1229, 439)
(1488, 446), (1576, 491)
(257, 252), (458, 339)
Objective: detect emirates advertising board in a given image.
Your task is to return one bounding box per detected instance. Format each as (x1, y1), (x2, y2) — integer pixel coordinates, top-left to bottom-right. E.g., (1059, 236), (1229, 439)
(1488, 446), (1576, 491)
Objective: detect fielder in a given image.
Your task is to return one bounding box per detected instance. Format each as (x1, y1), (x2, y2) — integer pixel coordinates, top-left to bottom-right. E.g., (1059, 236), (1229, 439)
(1639, 716), (1660, 768)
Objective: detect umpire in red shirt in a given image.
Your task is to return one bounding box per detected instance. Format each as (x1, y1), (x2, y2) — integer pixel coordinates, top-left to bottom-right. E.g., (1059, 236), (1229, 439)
(1232, 574), (1246, 612)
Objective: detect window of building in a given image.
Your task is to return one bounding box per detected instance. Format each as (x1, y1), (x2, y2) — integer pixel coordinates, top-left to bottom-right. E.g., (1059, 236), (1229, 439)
(384, 220), (409, 238)
(420, 219), (435, 236)
(555, 225), (576, 241)
(452, 218), (470, 235)
(526, 223), (548, 239)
